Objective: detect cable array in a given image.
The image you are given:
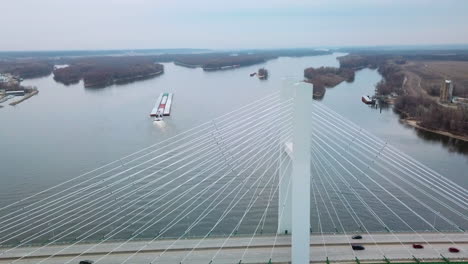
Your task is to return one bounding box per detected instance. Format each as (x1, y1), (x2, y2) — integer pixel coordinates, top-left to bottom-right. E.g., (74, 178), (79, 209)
(1, 91), (466, 264)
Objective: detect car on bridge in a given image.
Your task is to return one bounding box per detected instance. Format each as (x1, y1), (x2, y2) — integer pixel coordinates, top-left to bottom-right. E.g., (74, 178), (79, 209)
(351, 244), (365, 250)
(449, 247), (460, 253)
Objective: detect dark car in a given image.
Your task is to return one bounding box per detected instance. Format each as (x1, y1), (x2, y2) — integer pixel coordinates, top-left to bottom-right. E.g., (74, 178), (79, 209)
(352, 244), (365, 250)
(412, 244), (424, 249)
(352, 235), (363, 239)
(79, 261), (94, 264)
(449, 247), (460, 253)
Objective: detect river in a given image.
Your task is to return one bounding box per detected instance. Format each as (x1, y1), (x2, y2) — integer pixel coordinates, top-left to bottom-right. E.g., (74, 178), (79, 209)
(0, 53), (466, 244)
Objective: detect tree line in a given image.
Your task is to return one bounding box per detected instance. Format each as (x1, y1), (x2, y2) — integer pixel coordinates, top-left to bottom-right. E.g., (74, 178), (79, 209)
(52, 57), (164, 88)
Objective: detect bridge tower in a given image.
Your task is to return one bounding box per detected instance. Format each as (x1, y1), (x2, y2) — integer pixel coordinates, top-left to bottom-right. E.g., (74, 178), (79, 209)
(278, 80), (312, 264)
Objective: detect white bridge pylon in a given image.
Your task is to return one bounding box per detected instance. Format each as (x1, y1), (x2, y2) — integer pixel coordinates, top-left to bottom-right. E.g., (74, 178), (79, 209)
(278, 80), (312, 264)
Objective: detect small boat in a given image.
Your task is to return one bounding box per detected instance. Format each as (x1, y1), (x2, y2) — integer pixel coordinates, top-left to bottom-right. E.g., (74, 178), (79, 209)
(361, 95), (375, 105)
(250, 72), (257, 77)
(258, 68), (268, 80)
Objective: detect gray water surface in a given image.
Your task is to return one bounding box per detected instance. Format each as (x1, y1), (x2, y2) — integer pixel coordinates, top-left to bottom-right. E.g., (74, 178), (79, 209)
(0, 53), (466, 245)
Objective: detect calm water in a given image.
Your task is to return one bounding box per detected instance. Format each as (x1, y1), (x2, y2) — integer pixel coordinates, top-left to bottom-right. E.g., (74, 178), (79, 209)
(0, 53), (466, 245)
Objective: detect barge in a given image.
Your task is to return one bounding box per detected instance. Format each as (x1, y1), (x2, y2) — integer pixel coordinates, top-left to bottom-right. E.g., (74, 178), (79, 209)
(150, 93), (174, 119)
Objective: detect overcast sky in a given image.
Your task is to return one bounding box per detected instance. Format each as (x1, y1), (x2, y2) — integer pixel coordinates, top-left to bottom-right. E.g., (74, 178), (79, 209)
(1, 0), (468, 51)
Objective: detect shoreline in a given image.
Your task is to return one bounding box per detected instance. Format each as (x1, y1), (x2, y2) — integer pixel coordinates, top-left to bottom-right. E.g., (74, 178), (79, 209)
(173, 61), (200, 68)
(402, 119), (468, 142)
(84, 70), (164, 88)
(9, 90), (39, 106)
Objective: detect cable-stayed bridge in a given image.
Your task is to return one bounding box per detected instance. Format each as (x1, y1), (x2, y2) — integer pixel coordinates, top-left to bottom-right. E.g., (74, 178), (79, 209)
(0, 82), (466, 264)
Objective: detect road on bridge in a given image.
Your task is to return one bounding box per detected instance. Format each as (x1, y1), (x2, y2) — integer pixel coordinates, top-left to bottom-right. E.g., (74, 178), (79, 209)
(1, 232), (466, 264)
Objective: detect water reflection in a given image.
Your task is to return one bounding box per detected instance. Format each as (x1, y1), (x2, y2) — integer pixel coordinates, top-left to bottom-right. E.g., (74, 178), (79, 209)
(412, 125), (468, 154)
(153, 120), (169, 131)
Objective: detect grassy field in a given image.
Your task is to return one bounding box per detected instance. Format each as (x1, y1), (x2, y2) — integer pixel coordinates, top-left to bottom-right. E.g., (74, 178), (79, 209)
(401, 61), (468, 98)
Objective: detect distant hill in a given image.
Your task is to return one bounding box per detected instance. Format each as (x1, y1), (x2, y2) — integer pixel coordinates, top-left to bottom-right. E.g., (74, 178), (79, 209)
(0, 49), (212, 59)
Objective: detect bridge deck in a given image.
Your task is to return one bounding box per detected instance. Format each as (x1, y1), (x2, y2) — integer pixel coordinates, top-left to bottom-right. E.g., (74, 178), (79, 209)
(1, 232), (466, 264)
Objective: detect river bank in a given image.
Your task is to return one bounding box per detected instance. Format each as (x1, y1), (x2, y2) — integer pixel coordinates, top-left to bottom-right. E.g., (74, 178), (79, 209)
(403, 119), (468, 142)
(9, 89), (39, 106)
(84, 70), (164, 88)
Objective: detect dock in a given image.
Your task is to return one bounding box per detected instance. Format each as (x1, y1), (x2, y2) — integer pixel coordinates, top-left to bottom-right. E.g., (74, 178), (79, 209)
(9, 90), (39, 106)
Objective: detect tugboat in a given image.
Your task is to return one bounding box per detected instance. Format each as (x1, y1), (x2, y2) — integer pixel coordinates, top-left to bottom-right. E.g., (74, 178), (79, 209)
(258, 68), (268, 80)
(361, 95), (375, 105)
(154, 110), (163, 121)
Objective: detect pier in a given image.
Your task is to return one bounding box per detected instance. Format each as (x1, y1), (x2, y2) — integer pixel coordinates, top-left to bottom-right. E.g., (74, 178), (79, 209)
(9, 90), (39, 106)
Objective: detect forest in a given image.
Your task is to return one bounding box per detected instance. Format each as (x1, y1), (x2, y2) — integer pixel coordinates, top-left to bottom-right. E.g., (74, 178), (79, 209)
(395, 95), (468, 136)
(303, 66), (355, 97)
(301, 51), (468, 137)
(171, 49), (330, 70)
(0, 61), (53, 79)
(337, 52), (468, 137)
(53, 57), (164, 87)
(202, 55), (270, 70)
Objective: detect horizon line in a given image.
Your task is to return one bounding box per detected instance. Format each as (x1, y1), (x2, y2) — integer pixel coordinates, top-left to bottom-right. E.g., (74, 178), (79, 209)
(2, 43), (468, 53)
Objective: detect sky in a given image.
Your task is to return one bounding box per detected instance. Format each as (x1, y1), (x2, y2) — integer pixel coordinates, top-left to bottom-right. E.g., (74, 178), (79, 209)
(1, 0), (468, 51)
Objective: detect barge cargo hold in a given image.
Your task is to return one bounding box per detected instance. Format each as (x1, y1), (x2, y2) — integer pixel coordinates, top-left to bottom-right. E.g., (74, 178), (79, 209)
(163, 93), (173, 116)
(150, 93), (173, 117)
(150, 94), (163, 117)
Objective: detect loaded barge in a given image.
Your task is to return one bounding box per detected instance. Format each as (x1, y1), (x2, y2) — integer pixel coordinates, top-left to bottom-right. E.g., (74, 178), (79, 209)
(150, 93), (173, 120)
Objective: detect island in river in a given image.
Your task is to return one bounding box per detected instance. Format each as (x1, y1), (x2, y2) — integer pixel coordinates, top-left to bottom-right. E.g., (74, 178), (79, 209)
(53, 56), (165, 88)
(0, 49), (331, 89)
